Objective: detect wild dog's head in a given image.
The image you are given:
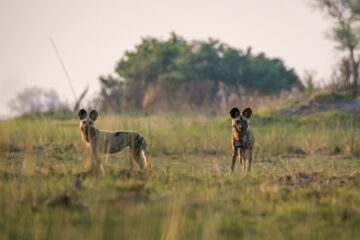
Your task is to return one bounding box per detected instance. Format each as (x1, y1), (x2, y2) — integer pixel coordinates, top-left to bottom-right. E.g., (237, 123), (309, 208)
(78, 109), (98, 137)
(230, 107), (252, 133)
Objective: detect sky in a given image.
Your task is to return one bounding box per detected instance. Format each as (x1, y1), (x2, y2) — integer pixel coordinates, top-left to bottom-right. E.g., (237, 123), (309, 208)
(0, 0), (339, 117)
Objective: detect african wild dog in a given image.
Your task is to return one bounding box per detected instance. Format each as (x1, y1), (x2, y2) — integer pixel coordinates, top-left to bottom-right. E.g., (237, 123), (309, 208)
(78, 109), (150, 176)
(230, 107), (255, 172)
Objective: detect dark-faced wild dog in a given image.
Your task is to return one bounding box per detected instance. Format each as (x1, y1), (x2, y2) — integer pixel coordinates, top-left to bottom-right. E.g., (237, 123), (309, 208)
(230, 107), (255, 172)
(78, 109), (150, 176)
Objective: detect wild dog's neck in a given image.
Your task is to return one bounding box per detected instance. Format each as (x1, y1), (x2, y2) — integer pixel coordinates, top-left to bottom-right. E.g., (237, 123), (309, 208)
(81, 126), (99, 143)
(232, 126), (247, 141)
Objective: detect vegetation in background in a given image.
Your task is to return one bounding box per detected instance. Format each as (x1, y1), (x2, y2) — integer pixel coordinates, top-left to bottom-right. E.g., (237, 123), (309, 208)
(303, 70), (316, 96)
(314, 0), (360, 96)
(8, 87), (70, 115)
(99, 33), (302, 111)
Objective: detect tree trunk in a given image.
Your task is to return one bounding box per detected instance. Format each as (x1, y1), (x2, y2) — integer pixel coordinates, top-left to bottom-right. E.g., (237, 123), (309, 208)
(349, 48), (358, 97)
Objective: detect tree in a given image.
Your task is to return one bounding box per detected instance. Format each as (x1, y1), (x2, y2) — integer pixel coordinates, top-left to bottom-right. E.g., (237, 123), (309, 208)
(99, 75), (125, 112)
(102, 33), (302, 110)
(8, 87), (69, 115)
(314, 0), (360, 96)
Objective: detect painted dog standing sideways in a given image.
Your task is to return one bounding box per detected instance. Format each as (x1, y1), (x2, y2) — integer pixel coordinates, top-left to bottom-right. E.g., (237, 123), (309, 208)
(78, 109), (149, 176)
(230, 107), (255, 172)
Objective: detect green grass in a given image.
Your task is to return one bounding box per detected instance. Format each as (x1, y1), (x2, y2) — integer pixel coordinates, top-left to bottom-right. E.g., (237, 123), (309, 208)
(0, 111), (359, 239)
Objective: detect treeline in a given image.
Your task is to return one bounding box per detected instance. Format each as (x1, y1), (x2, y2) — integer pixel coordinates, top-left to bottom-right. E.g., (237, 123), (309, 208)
(9, 34), (303, 116)
(99, 33), (303, 111)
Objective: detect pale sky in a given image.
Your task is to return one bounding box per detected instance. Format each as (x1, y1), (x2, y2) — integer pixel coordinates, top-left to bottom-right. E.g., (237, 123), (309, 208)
(0, 0), (338, 116)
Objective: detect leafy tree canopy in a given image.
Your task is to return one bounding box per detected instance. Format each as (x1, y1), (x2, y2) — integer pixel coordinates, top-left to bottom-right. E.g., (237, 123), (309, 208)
(114, 33), (302, 95)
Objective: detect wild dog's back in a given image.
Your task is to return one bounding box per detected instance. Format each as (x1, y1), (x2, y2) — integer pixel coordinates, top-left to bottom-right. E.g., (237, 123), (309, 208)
(96, 130), (146, 154)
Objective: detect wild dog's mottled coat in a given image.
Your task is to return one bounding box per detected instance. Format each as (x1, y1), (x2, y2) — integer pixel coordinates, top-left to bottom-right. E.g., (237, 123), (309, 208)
(78, 109), (149, 176)
(230, 107), (255, 172)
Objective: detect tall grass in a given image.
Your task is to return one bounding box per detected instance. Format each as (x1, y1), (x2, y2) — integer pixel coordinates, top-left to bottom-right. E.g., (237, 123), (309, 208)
(1, 111), (359, 158)
(0, 111), (359, 239)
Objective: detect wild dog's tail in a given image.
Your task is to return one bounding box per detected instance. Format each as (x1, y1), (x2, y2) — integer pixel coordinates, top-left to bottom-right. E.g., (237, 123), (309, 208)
(140, 135), (151, 168)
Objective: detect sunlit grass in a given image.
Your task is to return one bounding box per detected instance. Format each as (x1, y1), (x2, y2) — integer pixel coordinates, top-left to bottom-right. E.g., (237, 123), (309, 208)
(0, 111), (359, 239)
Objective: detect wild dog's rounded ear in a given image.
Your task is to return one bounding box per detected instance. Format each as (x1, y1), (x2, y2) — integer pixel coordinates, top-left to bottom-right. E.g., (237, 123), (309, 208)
(78, 109), (87, 120)
(230, 107), (240, 118)
(242, 107), (253, 119)
(89, 110), (98, 121)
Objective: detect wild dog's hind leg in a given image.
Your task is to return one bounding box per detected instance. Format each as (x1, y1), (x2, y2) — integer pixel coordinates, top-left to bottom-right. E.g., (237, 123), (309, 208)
(129, 135), (148, 169)
(130, 149), (147, 169)
(231, 148), (238, 172)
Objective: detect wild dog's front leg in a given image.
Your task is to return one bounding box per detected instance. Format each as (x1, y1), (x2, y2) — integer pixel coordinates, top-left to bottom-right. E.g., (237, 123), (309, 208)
(239, 148), (244, 166)
(248, 149), (253, 171)
(88, 148), (104, 176)
(128, 155), (134, 170)
(231, 148), (238, 172)
(87, 135), (104, 176)
(85, 144), (96, 170)
(243, 149), (247, 171)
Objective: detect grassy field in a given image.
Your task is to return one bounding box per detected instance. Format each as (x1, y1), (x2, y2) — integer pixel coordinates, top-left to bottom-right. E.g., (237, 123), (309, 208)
(0, 111), (359, 239)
